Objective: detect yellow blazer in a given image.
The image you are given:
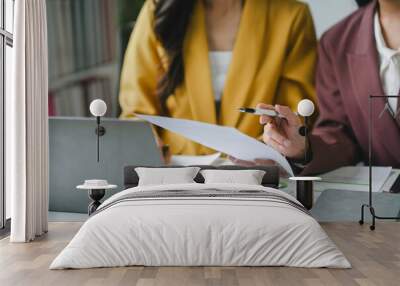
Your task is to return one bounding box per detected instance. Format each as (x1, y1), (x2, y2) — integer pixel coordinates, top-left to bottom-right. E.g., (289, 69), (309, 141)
(120, 0), (317, 155)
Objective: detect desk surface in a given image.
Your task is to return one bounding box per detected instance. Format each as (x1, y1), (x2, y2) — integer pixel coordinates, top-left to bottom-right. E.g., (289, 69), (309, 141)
(215, 157), (399, 198)
(282, 169), (400, 222)
(215, 158), (400, 222)
(281, 169), (400, 201)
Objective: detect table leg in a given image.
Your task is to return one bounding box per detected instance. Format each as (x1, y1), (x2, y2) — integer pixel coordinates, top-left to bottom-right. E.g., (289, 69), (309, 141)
(296, 181), (314, 210)
(88, 189), (105, 215)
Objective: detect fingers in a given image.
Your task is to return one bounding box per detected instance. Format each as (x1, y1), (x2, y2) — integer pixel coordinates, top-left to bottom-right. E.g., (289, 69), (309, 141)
(264, 123), (290, 147)
(256, 103), (275, 125)
(256, 104), (306, 160)
(228, 156), (256, 167)
(254, 159), (276, 165)
(275, 105), (301, 126)
(256, 103), (273, 110)
(263, 133), (286, 153)
(256, 103), (300, 127)
(230, 156), (277, 167)
(260, 115), (273, 125)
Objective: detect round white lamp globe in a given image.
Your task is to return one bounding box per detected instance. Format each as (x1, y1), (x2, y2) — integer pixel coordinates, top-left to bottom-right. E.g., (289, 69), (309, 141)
(297, 99), (315, 117)
(89, 99), (107, 117)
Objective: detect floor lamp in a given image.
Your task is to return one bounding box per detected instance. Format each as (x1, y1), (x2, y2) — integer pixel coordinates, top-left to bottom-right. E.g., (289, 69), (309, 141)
(359, 95), (400, 230)
(89, 99), (107, 162)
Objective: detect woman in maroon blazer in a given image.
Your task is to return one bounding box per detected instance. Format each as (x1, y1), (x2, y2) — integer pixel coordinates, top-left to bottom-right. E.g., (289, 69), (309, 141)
(257, 0), (400, 174)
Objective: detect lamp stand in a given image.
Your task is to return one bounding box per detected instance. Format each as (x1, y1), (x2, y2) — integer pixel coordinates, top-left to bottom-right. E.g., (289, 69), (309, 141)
(95, 116), (106, 162)
(359, 95), (400, 231)
(303, 116), (310, 164)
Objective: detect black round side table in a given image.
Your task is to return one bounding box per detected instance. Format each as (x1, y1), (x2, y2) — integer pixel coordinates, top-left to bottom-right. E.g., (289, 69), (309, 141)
(77, 180), (117, 215)
(88, 189), (106, 215)
(289, 177), (321, 210)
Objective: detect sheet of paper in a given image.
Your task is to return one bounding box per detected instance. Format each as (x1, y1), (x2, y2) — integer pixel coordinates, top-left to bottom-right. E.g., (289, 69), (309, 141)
(136, 114), (294, 176)
(320, 166), (393, 192)
(170, 153), (221, 166)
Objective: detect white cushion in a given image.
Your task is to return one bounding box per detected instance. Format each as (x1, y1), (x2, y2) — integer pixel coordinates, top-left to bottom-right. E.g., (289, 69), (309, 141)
(135, 167), (201, 186)
(200, 170), (266, 185)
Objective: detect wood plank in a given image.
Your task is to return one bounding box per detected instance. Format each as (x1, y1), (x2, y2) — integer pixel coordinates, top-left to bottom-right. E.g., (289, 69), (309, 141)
(0, 222), (399, 286)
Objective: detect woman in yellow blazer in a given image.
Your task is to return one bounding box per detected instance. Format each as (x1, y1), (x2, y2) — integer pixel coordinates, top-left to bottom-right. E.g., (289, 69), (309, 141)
(119, 0), (317, 155)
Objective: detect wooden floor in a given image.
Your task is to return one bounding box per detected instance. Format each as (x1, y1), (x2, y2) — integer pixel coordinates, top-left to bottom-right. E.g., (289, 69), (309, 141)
(0, 222), (399, 286)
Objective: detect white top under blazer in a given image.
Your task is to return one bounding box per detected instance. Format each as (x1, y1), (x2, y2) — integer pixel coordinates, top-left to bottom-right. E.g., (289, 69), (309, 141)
(209, 51), (232, 102)
(374, 12), (400, 115)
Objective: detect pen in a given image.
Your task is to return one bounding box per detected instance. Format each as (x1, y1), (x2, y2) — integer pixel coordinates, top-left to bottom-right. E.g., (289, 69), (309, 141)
(238, 107), (285, 118)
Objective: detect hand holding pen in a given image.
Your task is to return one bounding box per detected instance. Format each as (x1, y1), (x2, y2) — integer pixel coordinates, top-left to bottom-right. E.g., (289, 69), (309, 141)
(240, 103), (307, 160)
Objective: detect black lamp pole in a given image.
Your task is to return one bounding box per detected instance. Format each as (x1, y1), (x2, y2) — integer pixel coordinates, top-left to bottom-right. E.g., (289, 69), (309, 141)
(97, 117), (100, 162)
(304, 116), (310, 164)
(95, 116), (106, 163)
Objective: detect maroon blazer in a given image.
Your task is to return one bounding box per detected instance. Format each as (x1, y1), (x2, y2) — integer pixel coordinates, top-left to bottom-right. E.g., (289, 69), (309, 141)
(303, 1), (400, 175)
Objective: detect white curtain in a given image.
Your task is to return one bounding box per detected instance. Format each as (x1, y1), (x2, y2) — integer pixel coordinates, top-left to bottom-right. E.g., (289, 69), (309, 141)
(8, 0), (49, 242)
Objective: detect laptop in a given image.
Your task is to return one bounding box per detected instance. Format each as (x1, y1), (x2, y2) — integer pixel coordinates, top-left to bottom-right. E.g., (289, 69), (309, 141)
(49, 117), (163, 213)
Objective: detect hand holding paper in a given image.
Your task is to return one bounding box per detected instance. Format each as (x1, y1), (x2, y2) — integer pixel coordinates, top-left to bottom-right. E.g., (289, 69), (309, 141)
(136, 114), (294, 176)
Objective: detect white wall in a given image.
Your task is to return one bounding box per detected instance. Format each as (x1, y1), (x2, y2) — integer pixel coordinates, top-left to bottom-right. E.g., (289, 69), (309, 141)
(301, 0), (358, 38)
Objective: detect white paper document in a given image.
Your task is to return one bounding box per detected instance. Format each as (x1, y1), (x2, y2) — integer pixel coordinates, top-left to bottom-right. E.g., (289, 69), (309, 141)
(136, 114), (294, 176)
(320, 166), (393, 192)
(170, 153), (222, 166)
